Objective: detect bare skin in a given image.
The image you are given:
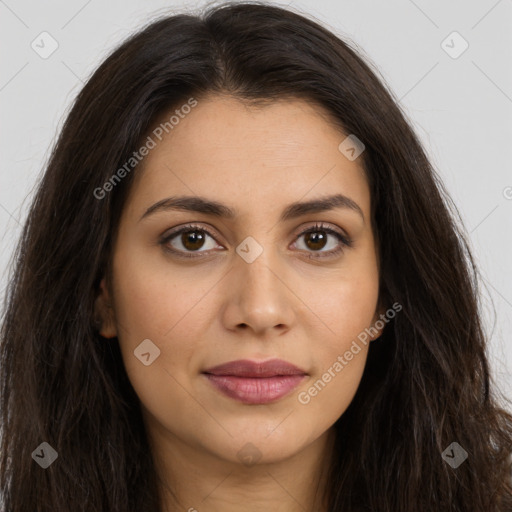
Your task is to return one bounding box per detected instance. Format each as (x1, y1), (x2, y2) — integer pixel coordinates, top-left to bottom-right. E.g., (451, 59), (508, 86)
(95, 94), (385, 512)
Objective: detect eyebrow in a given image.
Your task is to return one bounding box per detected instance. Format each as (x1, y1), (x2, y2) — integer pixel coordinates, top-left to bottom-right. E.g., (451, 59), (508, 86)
(138, 193), (365, 224)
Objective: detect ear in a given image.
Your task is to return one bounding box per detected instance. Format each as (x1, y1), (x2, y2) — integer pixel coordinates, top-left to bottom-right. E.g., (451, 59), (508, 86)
(93, 276), (117, 339)
(369, 299), (387, 342)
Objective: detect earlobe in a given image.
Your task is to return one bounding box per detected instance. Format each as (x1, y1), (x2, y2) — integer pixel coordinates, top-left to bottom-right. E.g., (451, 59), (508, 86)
(93, 277), (118, 339)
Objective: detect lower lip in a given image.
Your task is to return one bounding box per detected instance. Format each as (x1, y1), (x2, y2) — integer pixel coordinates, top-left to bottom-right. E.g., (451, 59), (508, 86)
(203, 374), (307, 404)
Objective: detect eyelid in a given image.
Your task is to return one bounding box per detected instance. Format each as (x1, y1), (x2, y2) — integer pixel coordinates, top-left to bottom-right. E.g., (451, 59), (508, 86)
(294, 221), (349, 241)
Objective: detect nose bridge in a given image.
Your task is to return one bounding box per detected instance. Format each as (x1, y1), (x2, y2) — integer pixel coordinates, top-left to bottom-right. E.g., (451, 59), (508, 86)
(235, 234), (283, 300)
(227, 233), (294, 331)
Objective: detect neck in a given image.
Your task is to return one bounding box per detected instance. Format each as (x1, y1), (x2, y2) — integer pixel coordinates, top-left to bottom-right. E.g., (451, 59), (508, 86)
(148, 423), (336, 512)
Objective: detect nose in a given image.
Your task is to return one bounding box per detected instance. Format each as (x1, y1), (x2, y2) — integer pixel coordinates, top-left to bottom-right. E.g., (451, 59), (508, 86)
(221, 245), (296, 337)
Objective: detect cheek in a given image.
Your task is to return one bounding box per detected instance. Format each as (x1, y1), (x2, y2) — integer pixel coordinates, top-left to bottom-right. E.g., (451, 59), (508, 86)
(113, 280), (211, 375)
(297, 348), (367, 433)
(111, 265), (209, 431)
(294, 313), (372, 434)
(111, 242), (217, 344)
(109, 250), (209, 397)
(295, 260), (379, 421)
(303, 252), (380, 356)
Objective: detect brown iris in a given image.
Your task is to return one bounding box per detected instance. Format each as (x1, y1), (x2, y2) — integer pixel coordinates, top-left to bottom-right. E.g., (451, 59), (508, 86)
(304, 230), (327, 251)
(181, 230), (206, 251)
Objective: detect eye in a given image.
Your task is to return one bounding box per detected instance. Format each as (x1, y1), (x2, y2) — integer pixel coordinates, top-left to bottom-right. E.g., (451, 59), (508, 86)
(159, 222), (352, 259)
(160, 223), (221, 258)
(292, 222), (352, 259)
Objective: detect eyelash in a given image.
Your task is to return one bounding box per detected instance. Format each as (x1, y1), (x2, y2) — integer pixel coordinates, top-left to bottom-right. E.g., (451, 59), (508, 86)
(159, 222), (353, 260)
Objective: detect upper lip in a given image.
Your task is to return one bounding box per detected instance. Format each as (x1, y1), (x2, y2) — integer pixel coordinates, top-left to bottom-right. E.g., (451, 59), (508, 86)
(203, 359), (307, 378)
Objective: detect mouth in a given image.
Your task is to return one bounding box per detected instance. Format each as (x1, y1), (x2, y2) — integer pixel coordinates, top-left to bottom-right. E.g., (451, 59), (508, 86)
(202, 359), (308, 405)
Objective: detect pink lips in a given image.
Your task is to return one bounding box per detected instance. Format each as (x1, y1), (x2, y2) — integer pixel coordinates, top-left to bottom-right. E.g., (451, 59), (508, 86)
(203, 359), (307, 405)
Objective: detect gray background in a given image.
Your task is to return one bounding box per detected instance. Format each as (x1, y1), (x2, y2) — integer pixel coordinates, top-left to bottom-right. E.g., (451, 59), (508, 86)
(1, 0), (511, 401)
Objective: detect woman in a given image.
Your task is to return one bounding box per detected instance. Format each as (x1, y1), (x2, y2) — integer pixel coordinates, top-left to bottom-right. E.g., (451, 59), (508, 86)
(1, 2), (511, 511)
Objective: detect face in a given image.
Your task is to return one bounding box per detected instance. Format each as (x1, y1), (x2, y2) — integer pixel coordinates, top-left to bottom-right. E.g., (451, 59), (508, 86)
(95, 94), (384, 467)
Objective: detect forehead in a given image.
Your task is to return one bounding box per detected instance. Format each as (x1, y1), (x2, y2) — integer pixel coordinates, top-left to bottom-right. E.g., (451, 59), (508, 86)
(125, 95), (370, 221)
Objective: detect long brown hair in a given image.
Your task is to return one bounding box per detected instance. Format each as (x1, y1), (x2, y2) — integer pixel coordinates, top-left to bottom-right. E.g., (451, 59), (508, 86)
(1, 2), (511, 510)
